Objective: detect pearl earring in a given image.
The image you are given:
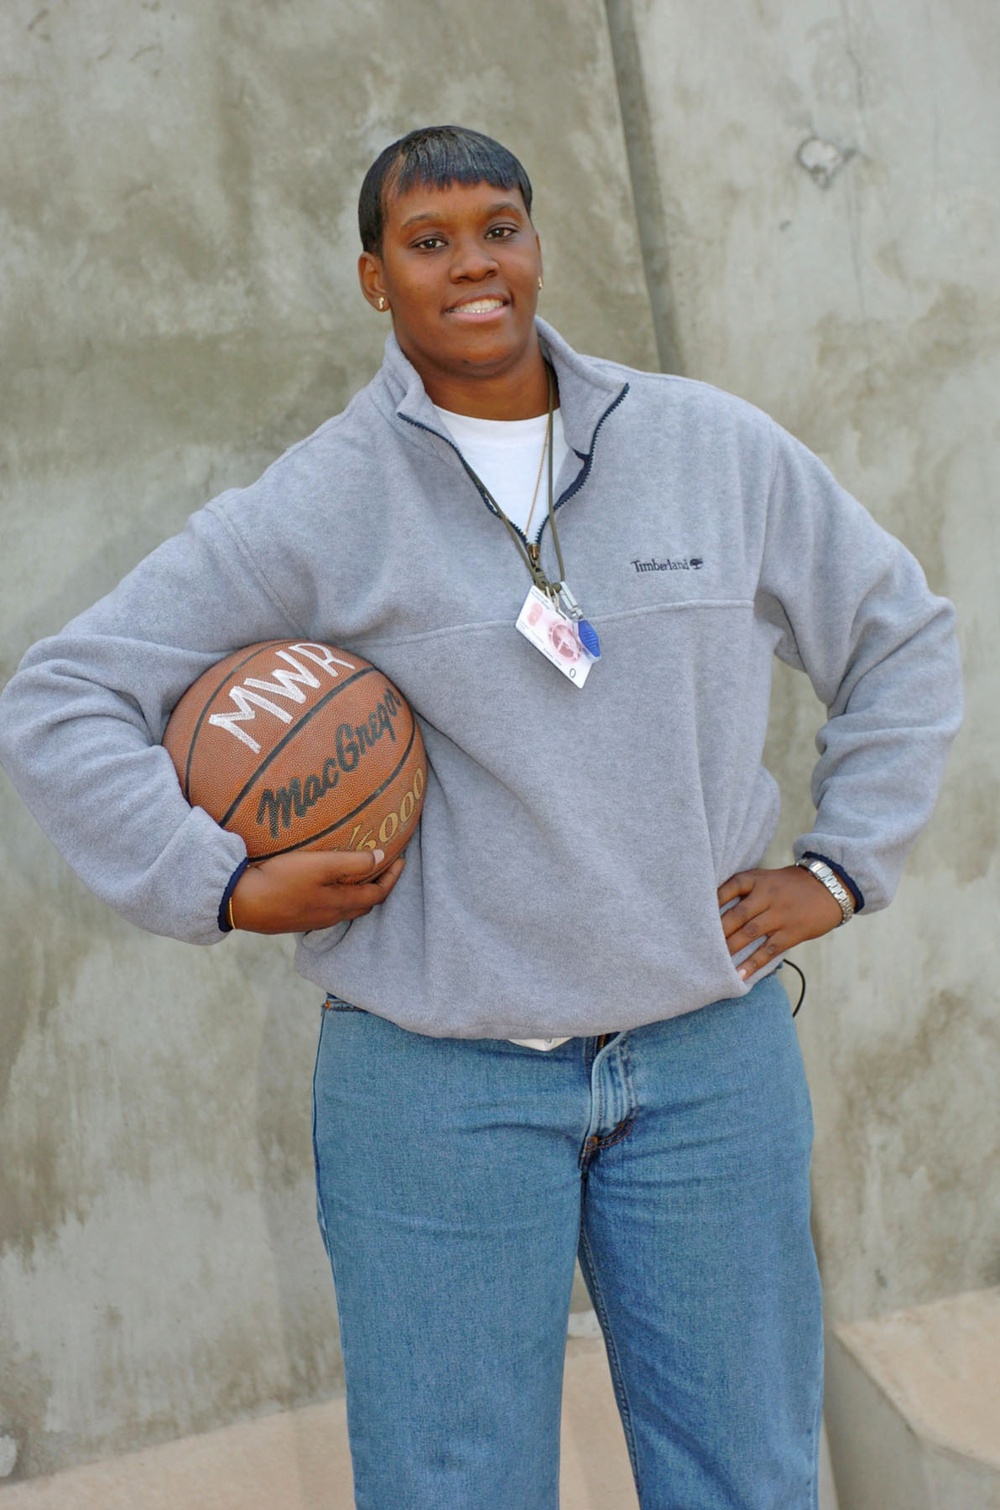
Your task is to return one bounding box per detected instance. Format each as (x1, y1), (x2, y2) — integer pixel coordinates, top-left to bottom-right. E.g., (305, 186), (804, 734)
(377, 296), (387, 311)
(537, 276), (544, 291)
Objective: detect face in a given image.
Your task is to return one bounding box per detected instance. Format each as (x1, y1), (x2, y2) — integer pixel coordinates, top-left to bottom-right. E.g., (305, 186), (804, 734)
(358, 178), (545, 412)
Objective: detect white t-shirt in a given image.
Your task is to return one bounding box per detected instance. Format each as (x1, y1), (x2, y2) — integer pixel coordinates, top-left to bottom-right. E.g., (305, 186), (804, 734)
(434, 405), (569, 542)
(434, 404), (575, 1051)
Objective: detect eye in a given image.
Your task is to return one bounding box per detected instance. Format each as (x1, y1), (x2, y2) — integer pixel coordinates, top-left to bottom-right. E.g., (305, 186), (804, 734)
(485, 224), (518, 241)
(411, 235), (446, 251)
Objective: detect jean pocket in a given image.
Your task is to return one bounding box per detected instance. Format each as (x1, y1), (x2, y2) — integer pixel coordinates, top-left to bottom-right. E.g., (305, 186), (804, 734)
(323, 995), (366, 1013)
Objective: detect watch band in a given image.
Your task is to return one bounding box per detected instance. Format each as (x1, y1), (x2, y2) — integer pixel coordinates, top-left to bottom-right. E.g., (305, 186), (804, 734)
(796, 858), (855, 925)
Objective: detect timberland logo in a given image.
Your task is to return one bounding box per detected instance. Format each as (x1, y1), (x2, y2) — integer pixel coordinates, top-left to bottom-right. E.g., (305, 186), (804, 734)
(631, 556), (704, 573)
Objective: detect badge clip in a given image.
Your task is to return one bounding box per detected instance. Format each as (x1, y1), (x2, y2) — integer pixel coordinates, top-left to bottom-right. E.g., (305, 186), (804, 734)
(516, 585), (598, 687)
(555, 583), (601, 660)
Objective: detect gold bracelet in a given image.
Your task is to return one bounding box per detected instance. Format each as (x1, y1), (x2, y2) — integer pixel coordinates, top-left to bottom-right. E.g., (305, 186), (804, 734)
(227, 893), (237, 931)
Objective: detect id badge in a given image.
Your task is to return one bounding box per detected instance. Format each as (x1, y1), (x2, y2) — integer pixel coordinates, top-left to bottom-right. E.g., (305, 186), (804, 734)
(516, 585), (596, 687)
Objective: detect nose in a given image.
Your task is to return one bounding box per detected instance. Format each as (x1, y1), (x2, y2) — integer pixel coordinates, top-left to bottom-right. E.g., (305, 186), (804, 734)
(449, 235), (499, 282)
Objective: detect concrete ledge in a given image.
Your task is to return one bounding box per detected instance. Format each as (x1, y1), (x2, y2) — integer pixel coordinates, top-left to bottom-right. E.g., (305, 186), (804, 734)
(0, 1333), (638, 1510)
(0, 1315), (841, 1509)
(826, 1286), (1000, 1510)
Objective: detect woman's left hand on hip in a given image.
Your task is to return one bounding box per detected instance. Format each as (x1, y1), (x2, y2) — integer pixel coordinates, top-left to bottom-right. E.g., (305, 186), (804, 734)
(718, 865), (844, 980)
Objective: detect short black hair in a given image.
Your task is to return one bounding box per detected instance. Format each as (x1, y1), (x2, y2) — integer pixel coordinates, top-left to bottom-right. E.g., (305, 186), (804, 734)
(358, 125), (533, 255)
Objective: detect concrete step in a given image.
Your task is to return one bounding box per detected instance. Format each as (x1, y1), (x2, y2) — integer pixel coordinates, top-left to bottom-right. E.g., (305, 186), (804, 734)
(827, 1286), (1000, 1510)
(0, 1332), (637, 1510)
(0, 1317), (840, 1508)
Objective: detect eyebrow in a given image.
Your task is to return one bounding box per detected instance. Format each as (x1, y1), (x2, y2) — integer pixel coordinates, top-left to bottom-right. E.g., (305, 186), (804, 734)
(398, 200), (524, 230)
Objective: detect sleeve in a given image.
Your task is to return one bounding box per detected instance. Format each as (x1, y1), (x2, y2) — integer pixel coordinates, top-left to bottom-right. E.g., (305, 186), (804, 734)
(756, 424), (962, 913)
(0, 497), (305, 943)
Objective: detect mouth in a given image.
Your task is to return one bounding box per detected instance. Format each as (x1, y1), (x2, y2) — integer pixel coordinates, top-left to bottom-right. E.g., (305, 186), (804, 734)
(446, 295), (508, 318)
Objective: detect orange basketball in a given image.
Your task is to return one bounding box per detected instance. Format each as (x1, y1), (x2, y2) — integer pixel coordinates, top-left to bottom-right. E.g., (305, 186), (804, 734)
(163, 640), (426, 871)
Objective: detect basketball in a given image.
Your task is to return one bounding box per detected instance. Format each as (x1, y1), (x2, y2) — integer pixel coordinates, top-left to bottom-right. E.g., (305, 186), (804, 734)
(163, 640), (426, 872)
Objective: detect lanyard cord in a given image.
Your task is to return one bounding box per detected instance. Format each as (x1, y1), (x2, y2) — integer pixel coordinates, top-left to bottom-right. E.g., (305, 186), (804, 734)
(459, 365), (567, 598)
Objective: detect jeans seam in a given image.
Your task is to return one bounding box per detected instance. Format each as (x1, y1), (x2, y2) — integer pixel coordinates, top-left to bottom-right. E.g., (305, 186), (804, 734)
(804, 1327), (825, 1509)
(583, 1036), (638, 1157)
(594, 1039), (607, 1142)
(311, 1011), (332, 1258)
(577, 1224), (643, 1502)
(586, 1113), (636, 1155)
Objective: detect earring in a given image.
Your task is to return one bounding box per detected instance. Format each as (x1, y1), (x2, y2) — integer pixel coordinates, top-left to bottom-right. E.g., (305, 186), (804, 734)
(377, 296), (387, 311)
(537, 276), (544, 291)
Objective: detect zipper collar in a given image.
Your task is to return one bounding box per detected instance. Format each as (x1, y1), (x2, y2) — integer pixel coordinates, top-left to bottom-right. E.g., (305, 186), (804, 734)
(376, 318), (629, 462)
(395, 374), (628, 559)
(373, 321), (630, 551)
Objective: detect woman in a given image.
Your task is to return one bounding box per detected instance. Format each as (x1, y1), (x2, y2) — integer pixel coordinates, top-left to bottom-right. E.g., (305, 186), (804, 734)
(0, 126), (961, 1508)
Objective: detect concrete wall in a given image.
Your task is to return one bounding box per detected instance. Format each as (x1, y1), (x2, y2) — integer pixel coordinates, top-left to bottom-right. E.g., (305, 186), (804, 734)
(0, 0), (654, 1482)
(613, 0), (999, 1315)
(610, 0), (999, 1497)
(1, 0), (995, 1494)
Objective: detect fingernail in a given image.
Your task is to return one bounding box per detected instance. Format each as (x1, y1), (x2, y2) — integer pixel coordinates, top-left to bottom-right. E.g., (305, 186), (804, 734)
(372, 849), (385, 864)
(737, 966), (749, 980)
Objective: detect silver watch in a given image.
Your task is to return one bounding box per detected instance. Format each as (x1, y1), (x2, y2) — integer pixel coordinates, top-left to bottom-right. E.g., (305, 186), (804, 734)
(796, 858), (855, 925)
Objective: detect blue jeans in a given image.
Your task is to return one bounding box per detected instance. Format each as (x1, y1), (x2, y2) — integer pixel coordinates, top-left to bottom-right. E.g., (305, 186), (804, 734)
(312, 974), (822, 1509)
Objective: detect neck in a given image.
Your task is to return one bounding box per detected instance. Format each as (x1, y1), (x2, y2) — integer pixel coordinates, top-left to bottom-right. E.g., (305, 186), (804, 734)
(411, 346), (553, 421)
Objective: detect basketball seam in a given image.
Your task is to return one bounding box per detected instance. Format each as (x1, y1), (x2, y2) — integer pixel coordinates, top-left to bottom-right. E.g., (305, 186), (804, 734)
(215, 665), (384, 828)
(182, 642), (290, 801)
(250, 716), (422, 857)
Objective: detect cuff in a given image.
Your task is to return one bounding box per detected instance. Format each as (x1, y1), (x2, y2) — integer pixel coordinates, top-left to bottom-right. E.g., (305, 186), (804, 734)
(801, 851), (865, 912)
(218, 857), (251, 933)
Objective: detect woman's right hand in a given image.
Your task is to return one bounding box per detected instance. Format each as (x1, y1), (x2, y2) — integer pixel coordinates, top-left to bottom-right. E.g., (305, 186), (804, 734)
(230, 849), (405, 934)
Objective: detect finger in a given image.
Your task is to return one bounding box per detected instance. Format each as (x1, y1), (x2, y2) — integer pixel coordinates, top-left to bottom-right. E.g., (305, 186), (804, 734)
(308, 847), (388, 882)
(720, 891), (772, 942)
(725, 888), (823, 952)
(717, 872), (755, 906)
(736, 934), (787, 981)
(252, 848), (388, 890)
(317, 858), (406, 914)
(372, 856), (406, 892)
(737, 924), (791, 984)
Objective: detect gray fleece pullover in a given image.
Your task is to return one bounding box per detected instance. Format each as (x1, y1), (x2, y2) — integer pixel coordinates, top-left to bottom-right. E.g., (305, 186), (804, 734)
(0, 322), (961, 1038)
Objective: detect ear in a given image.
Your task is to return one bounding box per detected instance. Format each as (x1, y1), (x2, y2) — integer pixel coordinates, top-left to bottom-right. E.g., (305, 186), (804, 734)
(358, 252), (387, 310)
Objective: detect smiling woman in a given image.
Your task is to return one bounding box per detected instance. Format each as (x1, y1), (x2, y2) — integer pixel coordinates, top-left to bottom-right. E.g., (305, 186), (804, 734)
(0, 124), (962, 1509)
(357, 160), (548, 416)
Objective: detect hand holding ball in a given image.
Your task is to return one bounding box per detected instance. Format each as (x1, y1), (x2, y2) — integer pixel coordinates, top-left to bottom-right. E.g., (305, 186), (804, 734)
(163, 642), (426, 926)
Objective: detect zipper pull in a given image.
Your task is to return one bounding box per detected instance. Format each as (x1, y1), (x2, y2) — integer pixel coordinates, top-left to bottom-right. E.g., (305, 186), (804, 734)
(526, 541), (552, 594)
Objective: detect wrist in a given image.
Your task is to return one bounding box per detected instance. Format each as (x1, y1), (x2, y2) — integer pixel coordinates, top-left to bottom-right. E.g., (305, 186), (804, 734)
(795, 857), (855, 925)
(801, 851), (864, 911)
(218, 857), (250, 934)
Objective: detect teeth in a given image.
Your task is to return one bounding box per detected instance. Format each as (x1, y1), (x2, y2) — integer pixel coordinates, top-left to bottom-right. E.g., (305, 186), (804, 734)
(455, 298), (504, 313)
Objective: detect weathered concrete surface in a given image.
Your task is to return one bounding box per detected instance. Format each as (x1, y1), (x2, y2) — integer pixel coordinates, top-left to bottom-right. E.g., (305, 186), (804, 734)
(827, 1288), (1000, 1509)
(0, 1327), (848, 1510)
(2, 0), (992, 1493)
(614, 3), (999, 1502)
(0, 0), (654, 1483)
(616, 0), (999, 1316)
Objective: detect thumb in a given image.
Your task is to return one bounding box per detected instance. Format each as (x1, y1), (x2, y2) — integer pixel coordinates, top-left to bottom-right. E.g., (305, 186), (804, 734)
(308, 847), (387, 883)
(252, 848), (387, 887)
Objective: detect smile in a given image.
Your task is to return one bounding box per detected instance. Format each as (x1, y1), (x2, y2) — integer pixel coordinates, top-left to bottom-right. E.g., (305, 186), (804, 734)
(447, 297), (507, 316)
